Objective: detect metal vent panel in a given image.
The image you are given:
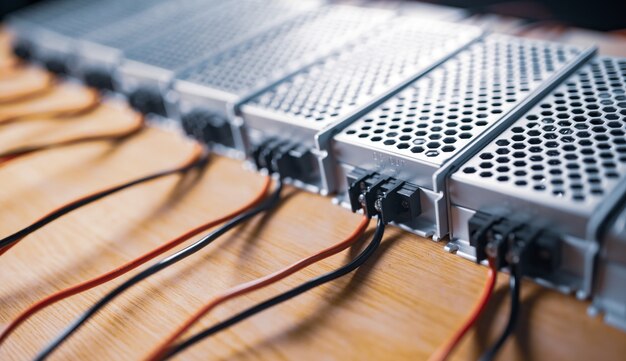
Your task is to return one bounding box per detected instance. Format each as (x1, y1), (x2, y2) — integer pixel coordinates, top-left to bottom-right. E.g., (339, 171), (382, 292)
(176, 5), (392, 96)
(123, 0), (318, 71)
(20, 0), (166, 38)
(245, 19), (481, 128)
(455, 57), (626, 211)
(82, 0), (223, 50)
(336, 35), (584, 166)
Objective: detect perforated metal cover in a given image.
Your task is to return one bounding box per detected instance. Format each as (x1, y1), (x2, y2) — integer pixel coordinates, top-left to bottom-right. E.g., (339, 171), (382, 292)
(176, 5), (392, 96)
(454, 57), (626, 212)
(81, 0), (222, 50)
(244, 19), (481, 129)
(336, 34), (585, 170)
(16, 0), (166, 38)
(122, 0), (317, 72)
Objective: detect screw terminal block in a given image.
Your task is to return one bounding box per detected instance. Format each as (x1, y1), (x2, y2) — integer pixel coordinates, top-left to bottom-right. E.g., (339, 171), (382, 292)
(182, 109), (235, 148)
(251, 138), (316, 182)
(346, 168), (420, 224)
(469, 210), (561, 275)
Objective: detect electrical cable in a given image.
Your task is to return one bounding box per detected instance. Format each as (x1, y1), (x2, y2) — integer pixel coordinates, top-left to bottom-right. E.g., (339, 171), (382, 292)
(0, 176), (272, 347)
(162, 216), (386, 361)
(0, 112), (145, 165)
(0, 88), (100, 126)
(0, 144), (206, 254)
(428, 257), (498, 361)
(145, 214), (371, 361)
(33, 178), (285, 361)
(478, 263), (521, 361)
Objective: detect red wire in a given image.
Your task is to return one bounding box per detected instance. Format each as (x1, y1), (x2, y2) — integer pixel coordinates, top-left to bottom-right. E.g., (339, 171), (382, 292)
(144, 215), (371, 361)
(428, 258), (498, 361)
(0, 176), (272, 346)
(0, 154), (21, 166)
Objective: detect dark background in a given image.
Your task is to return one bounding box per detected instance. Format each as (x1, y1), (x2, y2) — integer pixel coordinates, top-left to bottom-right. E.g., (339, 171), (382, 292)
(2, 0), (626, 31)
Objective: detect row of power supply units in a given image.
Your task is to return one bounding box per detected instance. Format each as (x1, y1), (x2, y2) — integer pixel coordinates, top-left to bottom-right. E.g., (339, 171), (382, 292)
(7, 0), (626, 331)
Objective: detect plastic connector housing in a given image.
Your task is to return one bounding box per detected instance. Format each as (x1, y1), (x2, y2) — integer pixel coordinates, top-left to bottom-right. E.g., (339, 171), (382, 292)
(251, 138), (317, 183)
(12, 40), (32, 60)
(346, 168), (421, 224)
(44, 57), (68, 75)
(181, 109), (235, 148)
(83, 69), (115, 91)
(468, 210), (562, 275)
(128, 87), (167, 117)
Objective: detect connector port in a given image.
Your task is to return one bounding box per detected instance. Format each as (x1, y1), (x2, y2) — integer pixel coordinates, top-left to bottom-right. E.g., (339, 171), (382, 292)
(468, 211), (562, 275)
(83, 69), (114, 91)
(181, 109), (235, 148)
(251, 138), (317, 183)
(346, 168), (421, 224)
(44, 57), (68, 75)
(128, 87), (167, 116)
(12, 41), (32, 61)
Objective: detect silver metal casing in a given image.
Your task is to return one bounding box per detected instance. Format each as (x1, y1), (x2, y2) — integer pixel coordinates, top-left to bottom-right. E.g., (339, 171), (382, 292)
(329, 34), (595, 241)
(74, 0), (227, 82)
(449, 57), (626, 300)
(6, 0), (167, 73)
(116, 0), (322, 116)
(238, 18), (483, 193)
(592, 178), (626, 332)
(173, 5), (395, 156)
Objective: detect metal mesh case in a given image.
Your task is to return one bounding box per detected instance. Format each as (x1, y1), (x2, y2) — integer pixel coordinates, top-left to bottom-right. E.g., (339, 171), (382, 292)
(7, 0), (167, 69)
(173, 5), (394, 154)
(116, 0), (320, 96)
(330, 34), (595, 240)
(75, 0), (225, 76)
(592, 179), (626, 332)
(238, 19), (483, 192)
(448, 57), (626, 298)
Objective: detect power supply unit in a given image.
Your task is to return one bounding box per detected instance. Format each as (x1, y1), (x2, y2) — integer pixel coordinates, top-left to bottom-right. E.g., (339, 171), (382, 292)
(448, 57), (626, 306)
(116, 0), (322, 118)
(327, 34), (595, 241)
(6, 0), (168, 75)
(173, 5), (394, 157)
(592, 179), (626, 331)
(75, 0), (227, 91)
(237, 18), (482, 193)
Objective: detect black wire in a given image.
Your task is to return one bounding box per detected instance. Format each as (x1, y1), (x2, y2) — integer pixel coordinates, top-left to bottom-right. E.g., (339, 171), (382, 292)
(0, 153), (209, 250)
(163, 216), (385, 360)
(479, 263), (522, 361)
(34, 179), (283, 361)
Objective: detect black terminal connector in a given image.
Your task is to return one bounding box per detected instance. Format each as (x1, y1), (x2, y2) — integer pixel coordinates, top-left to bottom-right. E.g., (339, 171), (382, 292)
(83, 69), (114, 91)
(468, 211), (561, 275)
(512, 225), (561, 277)
(128, 87), (167, 117)
(181, 109), (235, 148)
(251, 138), (317, 183)
(254, 138), (287, 173)
(12, 41), (32, 61)
(274, 143), (317, 182)
(346, 168), (421, 224)
(44, 58), (68, 75)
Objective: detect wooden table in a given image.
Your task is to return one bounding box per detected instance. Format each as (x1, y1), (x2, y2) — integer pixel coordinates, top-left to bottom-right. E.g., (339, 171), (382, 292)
(1, 15), (626, 361)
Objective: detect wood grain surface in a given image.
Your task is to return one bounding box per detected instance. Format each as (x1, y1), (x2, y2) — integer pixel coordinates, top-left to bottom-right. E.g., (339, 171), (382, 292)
(1, 22), (626, 361)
